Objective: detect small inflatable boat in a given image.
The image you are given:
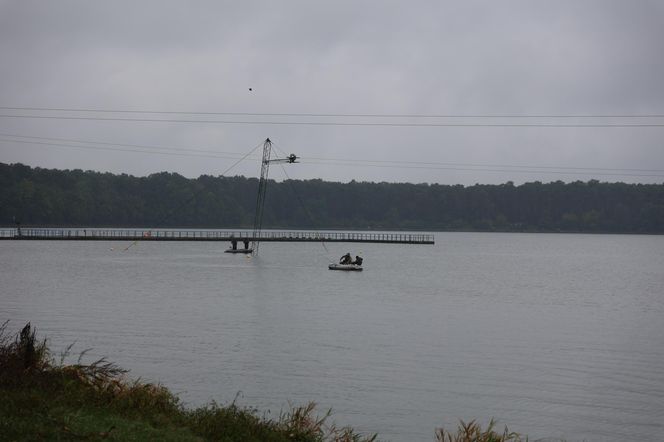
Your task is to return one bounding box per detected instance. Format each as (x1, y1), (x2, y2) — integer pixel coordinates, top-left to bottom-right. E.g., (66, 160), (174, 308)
(328, 263), (363, 271)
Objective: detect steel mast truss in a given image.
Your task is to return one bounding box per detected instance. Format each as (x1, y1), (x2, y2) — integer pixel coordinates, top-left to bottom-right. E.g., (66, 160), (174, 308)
(251, 138), (298, 255)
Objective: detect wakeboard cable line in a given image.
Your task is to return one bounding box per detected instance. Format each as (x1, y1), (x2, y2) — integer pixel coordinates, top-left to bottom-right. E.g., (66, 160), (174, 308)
(122, 140), (265, 252)
(270, 143), (334, 263)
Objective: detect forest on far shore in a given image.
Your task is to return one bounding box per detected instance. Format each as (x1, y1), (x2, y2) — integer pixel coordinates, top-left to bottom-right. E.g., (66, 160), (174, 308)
(1, 162), (663, 233)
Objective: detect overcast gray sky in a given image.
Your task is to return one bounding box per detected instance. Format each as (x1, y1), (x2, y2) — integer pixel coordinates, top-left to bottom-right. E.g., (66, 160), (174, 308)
(1, 0), (663, 185)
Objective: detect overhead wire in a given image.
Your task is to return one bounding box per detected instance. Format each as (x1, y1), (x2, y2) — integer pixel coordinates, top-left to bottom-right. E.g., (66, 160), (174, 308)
(1, 106), (664, 119)
(0, 137), (258, 161)
(304, 155), (664, 173)
(1, 113), (664, 127)
(299, 160), (664, 178)
(0, 132), (260, 157)
(2, 132), (663, 178)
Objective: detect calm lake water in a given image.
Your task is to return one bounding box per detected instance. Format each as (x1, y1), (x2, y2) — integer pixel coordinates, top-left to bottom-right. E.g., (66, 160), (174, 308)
(1, 232), (663, 441)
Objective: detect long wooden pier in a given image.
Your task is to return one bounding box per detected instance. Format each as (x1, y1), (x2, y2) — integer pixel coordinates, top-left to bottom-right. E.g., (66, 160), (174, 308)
(0, 228), (434, 245)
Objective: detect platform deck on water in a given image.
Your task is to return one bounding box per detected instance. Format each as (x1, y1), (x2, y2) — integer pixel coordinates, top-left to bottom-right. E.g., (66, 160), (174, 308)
(0, 228), (434, 245)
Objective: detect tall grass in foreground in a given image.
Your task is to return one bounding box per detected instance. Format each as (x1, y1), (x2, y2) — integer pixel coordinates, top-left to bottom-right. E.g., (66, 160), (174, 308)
(1, 322), (528, 441)
(435, 419), (526, 442)
(0, 322), (376, 441)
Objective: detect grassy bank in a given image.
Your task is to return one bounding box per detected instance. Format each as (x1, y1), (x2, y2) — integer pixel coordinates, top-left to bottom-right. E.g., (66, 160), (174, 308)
(0, 323), (525, 441)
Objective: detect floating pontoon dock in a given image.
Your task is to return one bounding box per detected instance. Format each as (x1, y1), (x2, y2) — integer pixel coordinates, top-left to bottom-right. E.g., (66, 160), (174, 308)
(0, 229), (434, 245)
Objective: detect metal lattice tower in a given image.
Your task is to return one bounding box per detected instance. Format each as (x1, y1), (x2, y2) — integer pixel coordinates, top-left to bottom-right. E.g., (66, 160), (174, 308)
(251, 138), (298, 256)
(251, 138), (273, 255)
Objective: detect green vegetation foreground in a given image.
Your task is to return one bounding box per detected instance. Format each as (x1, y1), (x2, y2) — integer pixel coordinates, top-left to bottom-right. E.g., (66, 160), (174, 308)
(0, 323), (526, 441)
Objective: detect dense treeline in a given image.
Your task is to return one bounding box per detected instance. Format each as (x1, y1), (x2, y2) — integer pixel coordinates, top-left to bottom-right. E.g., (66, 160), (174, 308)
(1, 162), (663, 233)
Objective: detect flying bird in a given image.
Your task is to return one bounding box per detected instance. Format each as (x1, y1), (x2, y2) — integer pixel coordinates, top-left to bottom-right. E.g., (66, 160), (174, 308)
(248, 87), (253, 91)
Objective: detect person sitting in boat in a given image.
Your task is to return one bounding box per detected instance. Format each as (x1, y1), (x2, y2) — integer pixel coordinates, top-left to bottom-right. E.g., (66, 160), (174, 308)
(352, 256), (363, 266)
(340, 252), (352, 264)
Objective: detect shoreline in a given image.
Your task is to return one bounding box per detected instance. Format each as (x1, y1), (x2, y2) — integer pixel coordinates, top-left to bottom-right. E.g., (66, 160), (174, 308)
(1, 323), (526, 441)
